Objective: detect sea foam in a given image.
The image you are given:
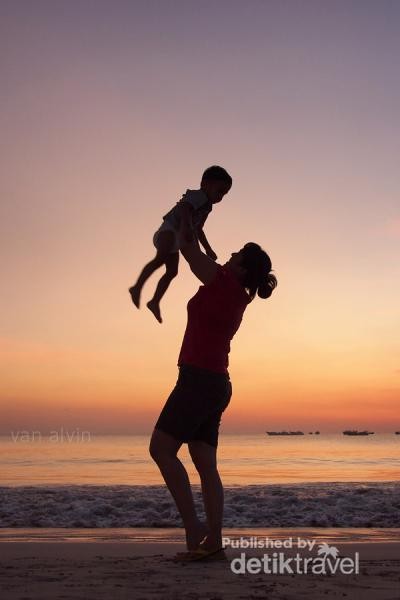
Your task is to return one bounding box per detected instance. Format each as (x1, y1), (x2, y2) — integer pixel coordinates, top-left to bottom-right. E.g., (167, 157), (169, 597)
(0, 482), (399, 528)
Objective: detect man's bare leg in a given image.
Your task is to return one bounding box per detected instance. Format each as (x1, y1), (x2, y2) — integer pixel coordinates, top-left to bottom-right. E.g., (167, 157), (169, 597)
(189, 440), (224, 552)
(149, 429), (206, 550)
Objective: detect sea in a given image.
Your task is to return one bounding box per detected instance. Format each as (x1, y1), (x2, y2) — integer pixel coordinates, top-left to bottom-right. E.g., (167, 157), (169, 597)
(1, 433), (399, 528)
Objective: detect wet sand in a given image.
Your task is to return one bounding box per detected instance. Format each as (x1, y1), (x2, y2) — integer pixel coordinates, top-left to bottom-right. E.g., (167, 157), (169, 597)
(0, 528), (399, 599)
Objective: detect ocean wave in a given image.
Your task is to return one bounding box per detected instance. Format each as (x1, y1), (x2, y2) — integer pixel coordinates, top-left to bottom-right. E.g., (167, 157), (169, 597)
(0, 482), (399, 528)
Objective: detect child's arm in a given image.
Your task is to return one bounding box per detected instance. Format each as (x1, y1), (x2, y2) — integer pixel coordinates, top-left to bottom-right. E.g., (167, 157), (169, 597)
(178, 219), (218, 285)
(176, 200), (194, 241)
(196, 227), (217, 260)
(177, 197), (217, 259)
(195, 214), (217, 260)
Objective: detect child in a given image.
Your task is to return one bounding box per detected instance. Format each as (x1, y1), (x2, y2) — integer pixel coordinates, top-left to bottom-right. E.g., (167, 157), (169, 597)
(129, 165), (232, 323)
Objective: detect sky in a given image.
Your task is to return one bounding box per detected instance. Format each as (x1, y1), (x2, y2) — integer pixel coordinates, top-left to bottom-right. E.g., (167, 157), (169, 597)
(1, 0), (399, 435)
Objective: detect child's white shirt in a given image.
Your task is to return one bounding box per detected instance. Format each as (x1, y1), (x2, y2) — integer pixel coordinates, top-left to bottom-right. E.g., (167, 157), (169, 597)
(162, 189), (212, 231)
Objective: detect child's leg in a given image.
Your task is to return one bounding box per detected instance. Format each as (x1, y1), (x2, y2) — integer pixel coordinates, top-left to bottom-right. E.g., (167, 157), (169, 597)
(147, 251), (179, 323)
(129, 231), (175, 308)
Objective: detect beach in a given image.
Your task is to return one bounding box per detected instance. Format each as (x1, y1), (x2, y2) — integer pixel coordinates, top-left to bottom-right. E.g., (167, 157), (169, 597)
(1, 528), (399, 599)
(1, 436), (399, 597)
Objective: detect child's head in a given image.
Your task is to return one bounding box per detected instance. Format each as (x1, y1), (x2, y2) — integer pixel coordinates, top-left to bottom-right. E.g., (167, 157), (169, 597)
(200, 165), (232, 204)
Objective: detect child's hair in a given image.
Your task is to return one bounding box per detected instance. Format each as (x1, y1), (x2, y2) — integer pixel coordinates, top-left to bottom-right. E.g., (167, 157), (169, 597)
(201, 165), (232, 186)
(241, 242), (277, 301)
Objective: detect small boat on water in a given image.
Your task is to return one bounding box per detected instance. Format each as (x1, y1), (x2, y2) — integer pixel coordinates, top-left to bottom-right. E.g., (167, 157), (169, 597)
(343, 430), (374, 436)
(266, 431), (304, 436)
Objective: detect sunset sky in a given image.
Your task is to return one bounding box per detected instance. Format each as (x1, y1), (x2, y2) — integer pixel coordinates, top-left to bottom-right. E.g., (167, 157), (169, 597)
(1, 0), (399, 435)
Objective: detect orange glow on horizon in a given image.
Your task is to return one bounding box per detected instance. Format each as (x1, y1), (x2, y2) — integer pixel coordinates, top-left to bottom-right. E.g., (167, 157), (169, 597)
(1, 2), (399, 436)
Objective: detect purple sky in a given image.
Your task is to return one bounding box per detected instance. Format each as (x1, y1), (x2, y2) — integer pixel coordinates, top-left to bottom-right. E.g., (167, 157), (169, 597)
(1, 1), (399, 433)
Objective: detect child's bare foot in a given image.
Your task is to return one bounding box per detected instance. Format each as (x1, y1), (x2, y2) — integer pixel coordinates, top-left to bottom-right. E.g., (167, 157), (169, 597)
(129, 286), (140, 308)
(146, 300), (162, 323)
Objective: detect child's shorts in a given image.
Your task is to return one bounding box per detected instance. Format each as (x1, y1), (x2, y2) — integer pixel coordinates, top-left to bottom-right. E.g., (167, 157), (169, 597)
(154, 364), (232, 448)
(153, 221), (179, 253)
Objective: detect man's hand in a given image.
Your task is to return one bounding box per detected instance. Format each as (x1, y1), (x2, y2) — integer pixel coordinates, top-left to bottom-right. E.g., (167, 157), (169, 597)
(206, 248), (218, 261)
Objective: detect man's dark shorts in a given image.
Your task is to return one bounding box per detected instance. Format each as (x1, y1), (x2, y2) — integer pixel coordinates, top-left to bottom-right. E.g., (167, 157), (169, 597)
(154, 364), (232, 448)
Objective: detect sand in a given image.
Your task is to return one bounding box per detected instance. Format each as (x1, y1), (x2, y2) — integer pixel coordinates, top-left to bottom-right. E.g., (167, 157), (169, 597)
(0, 528), (399, 599)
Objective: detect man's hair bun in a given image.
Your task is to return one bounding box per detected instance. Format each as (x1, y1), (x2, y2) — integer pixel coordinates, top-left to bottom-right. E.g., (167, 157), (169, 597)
(241, 242), (277, 301)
